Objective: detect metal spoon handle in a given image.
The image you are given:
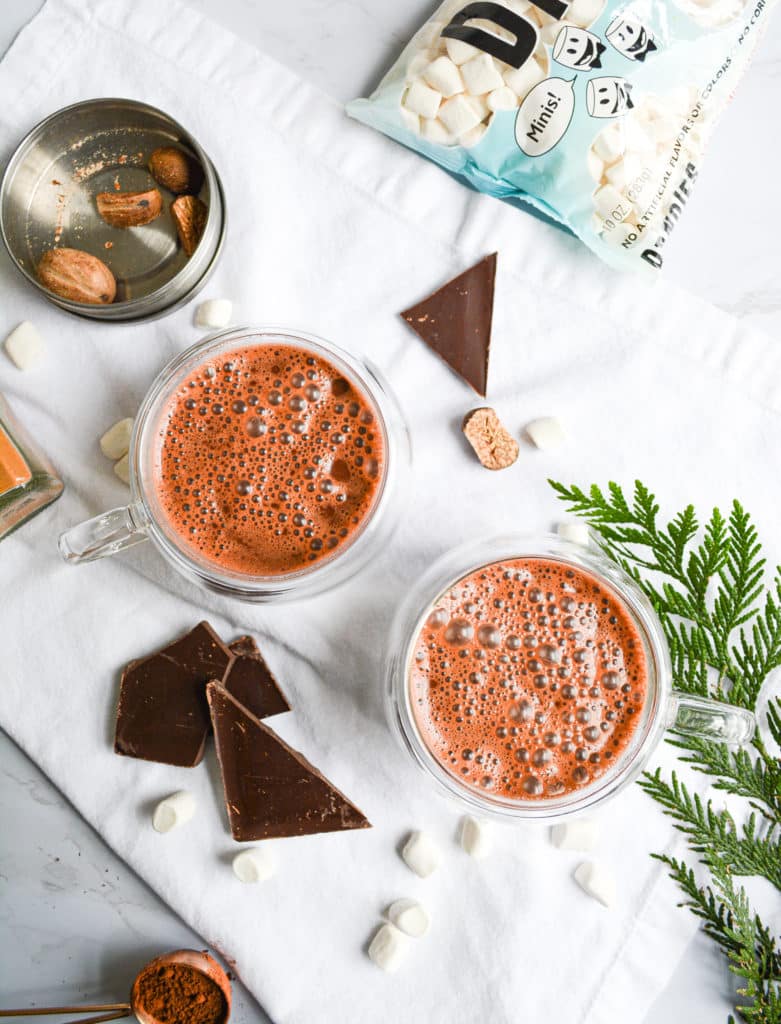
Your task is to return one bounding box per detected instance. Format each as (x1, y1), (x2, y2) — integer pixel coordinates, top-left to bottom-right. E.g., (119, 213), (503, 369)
(0, 1005), (130, 1018)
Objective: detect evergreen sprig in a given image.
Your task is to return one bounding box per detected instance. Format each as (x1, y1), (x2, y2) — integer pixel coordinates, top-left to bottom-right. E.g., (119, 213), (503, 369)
(551, 480), (781, 1024)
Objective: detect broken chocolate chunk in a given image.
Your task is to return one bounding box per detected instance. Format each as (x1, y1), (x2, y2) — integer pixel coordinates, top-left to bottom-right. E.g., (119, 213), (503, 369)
(207, 682), (371, 841)
(229, 635), (259, 657)
(400, 253), (497, 397)
(114, 621), (233, 767)
(223, 646), (291, 721)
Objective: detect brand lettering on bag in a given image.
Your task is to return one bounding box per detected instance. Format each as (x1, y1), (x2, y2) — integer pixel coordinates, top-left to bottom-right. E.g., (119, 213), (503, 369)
(442, 0), (570, 70)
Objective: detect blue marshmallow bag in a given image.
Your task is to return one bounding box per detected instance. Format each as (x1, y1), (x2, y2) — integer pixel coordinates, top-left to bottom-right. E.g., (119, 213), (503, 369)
(347, 0), (776, 271)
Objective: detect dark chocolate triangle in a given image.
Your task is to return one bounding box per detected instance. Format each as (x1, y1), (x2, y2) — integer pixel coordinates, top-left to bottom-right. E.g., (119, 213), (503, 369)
(223, 647), (291, 720)
(114, 621), (234, 768)
(400, 253), (497, 397)
(207, 682), (371, 841)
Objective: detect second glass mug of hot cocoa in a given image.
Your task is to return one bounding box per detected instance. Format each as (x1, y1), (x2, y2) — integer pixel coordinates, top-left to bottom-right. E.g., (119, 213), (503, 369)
(386, 533), (756, 821)
(59, 326), (411, 601)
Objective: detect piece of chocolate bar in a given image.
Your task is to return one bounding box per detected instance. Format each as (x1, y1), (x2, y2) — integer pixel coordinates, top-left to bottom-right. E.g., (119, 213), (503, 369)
(400, 253), (497, 397)
(207, 682), (371, 841)
(114, 621), (233, 767)
(223, 644), (291, 721)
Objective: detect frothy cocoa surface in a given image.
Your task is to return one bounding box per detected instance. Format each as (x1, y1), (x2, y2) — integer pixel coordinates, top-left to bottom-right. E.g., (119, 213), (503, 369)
(153, 343), (385, 576)
(409, 557), (649, 801)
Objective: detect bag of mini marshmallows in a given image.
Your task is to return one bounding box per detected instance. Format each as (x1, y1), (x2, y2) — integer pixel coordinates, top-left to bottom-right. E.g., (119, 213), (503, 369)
(347, 0), (776, 271)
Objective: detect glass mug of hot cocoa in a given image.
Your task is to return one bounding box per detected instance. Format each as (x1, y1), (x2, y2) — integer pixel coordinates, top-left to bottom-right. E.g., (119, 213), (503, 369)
(387, 534), (756, 820)
(59, 327), (410, 601)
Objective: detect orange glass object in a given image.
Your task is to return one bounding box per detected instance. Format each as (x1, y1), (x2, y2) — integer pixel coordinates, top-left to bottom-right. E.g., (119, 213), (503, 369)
(0, 424), (33, 494)
(0, 393), (63, 541)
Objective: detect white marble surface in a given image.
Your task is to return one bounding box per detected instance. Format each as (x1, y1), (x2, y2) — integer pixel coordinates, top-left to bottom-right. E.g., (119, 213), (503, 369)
(0, 1), (778, 1021)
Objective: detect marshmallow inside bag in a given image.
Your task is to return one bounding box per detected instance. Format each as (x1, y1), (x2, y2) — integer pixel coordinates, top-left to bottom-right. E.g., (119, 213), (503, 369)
(550, 818), (599, 850)
(487, 87), (517, 112)
(368, 924), (409, 973)
(233, 847), (275, 883)
(460, 816), (492, 859)
(445, 36), (478, 65)
(387, 898), (430, 938)
(459, 123), (487, 149)
(503, 60), (545, 99)
(403, 80), (442, 119)
(195, 298), (233, 329)
(423, 56), (464, 97)
(152, 791), (196, 833)
(438, 95), (482, 137)
(461, 53), (504, 95)
(556, 521), (590, 547)
(401, 830), (441, 878)
(114, 453), (130, 484)
(4, 321), (44, 371)
(574, 860), (616, 907)
(421, 118), (454, 144)
(593, 184), (628, 220)
(99, 417), (134, 460)
(525, 416), (566, 450)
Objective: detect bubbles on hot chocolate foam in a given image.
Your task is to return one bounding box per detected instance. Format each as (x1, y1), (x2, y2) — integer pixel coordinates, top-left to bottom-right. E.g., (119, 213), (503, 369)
(154, 346), (385, 574)
(408, 557), (649, 802)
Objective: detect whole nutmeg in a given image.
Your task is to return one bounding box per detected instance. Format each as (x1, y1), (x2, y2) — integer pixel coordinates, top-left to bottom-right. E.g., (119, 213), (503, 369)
(37, 248), (117, 305)
(149, 146), (204, 195)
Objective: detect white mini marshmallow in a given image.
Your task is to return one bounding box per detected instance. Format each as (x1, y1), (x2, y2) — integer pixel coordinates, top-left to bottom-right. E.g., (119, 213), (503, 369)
(195, 298), (233, 329)
(466, 94), (490, 121)
(387, 898), (430, 938)
(623, 118), (655, 156)
(556, 521), (590, 547)
(604, 155), (643, 190)
(587, 148), (604, 183)
(592, 124), (625, 163)
(460, 816), (492, 859)
(567, 0), (605, 27)
(461, 53), (504, 95)
(152, 791), (196, 833)
(503, 59), (545, 98)
(550, 818), (599, 850)
(406, 51), (431, 81)
(400, 108), (421, 134)
(445, 37), (478, 65)
(423, 56), (464, 98)
(593, 184), (628, 220)
(368, 924), (409, 973)
(403, 80), (442, 119)
(525, 416), (566, 450)
(233, 847), (275, 883)
(114, 453), (130, 484)
(4, 321), (44, 370)
(487, 86), (517, 112)
(401, 830), (441, 878)
(647, 115), (680, 145)
(460, 123), (487, 148)
(99, 418), (133, 460)
(438, 95), (482, 137)
(574, 860), (616, 907)
(421, 118), (454, 144)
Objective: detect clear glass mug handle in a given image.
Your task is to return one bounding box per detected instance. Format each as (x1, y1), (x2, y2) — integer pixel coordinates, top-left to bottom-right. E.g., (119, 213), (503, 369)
(58, 501), (149, 564)
(668, 692), (756, 745)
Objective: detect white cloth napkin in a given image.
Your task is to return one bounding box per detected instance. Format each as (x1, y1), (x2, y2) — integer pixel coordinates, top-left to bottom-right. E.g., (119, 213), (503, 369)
(2, 1), (780, 1021)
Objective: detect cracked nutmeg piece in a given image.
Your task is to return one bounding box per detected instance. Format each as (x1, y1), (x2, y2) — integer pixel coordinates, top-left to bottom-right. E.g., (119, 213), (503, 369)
(114, 621), (234, 767)
(171, 194), (208, 257)
(462, 407), (519, 470)
(96, 188), (163, 228)
(207, 682), (371, 841)
(400, 253), (497, 396)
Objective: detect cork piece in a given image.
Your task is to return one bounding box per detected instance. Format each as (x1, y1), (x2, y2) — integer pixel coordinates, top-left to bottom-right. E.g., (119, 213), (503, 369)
(462, 407), (519, 470)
